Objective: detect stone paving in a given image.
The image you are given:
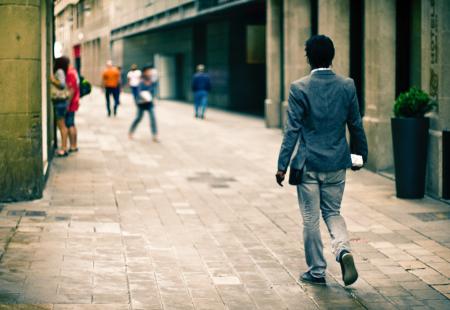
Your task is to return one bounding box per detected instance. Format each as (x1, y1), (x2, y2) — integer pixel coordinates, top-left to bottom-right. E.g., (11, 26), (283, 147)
(0, 88), (449, 309)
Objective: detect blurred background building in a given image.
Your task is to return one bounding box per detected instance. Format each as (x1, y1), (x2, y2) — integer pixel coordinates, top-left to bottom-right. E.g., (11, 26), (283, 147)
(54, 0), (449, 199)
(0, 0), (55, 201)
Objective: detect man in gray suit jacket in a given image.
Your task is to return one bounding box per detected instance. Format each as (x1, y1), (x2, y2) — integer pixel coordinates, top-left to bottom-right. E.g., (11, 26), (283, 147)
(276, 35), (368, 286)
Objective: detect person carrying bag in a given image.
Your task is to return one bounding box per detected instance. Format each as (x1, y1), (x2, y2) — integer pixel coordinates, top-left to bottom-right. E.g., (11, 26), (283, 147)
(50, 81), (70, 102)
(51, 57), (72, 157)
(128, 65), (159, 142)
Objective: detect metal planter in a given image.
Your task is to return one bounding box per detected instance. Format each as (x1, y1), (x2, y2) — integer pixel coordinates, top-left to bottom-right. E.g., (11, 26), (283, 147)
(391, 117), (429, 199)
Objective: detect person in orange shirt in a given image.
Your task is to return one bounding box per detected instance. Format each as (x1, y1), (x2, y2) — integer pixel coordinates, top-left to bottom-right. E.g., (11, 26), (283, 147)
(102, 60), (120, 116)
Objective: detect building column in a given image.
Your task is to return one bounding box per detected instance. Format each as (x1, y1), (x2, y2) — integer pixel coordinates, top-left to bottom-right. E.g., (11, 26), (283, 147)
(0, 1), (45, 201)
(318, 0), (350, 76)
(282, 0), (312, 126)
(422, 0), (450, 197)
(363, 0), (396, 171)
(265, 0), (282, 128)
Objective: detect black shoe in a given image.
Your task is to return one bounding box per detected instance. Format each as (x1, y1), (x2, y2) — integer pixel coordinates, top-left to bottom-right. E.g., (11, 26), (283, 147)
(56, 150), (68, 157)
(300, 272), (326, 285)
(339, 251), (358, 286)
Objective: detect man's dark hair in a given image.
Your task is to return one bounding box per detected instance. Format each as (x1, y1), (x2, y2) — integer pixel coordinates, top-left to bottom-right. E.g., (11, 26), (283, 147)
(54, 56), (70, 74)
(141, 65), (152, 73)
(305, 35), (335, 69)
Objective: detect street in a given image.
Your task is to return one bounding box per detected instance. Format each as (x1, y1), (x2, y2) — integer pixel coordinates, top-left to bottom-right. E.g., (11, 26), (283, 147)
(0, 89), (449, 309)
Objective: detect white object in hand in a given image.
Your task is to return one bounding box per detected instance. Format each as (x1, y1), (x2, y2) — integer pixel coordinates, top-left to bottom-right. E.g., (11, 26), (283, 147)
(140, 90), (152, 102)
(351, 154), (363, 167)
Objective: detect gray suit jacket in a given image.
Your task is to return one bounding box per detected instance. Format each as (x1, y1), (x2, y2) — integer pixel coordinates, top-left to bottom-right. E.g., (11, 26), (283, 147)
(277, 70), (368, 172)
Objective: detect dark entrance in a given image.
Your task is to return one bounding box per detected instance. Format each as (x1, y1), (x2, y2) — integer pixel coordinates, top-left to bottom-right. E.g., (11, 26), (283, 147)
(350, 0), (365, 116)
(395, 0), (412, 96)
(193, 1), (266, 115)
(395, 0), (422, 95)
(228, 2), (266, 115)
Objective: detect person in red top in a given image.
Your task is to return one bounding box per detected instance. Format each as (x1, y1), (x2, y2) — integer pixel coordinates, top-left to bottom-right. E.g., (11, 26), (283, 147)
(65, 65), (80, 152)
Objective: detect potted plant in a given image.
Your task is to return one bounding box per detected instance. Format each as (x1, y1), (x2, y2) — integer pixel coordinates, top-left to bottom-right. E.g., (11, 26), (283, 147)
(391, 87), (436, 198)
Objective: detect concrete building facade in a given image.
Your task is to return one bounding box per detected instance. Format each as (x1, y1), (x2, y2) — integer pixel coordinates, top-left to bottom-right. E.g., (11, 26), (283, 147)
(55, 0), (449, 199)
(0, 0), (55, 201)
(56, 0), (266, 114)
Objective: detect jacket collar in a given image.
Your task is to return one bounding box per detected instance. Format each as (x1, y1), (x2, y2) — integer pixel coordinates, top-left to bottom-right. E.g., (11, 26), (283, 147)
(310, 69), (335, 78)
(311, 68), (334, 74)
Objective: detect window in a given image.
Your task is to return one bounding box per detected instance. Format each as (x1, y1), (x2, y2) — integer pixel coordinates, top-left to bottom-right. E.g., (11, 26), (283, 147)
(76, 0), (85, 28)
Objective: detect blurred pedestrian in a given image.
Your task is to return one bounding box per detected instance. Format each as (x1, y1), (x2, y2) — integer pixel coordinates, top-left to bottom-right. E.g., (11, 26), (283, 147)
(117, 66), (123, 105)
(102, 60), (120, 117)
(149, 65), (159, 98)
(127, 64), (141, 104)
(275, 35), (368, 286)
(192, 64), (211, 119)
(50, 56), (70, 157)
(66, 65), (80, 153)
(128, 65), (159, 142)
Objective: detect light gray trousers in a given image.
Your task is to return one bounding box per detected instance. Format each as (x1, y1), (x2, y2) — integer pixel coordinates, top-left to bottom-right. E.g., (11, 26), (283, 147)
(297, 169), (351, 278)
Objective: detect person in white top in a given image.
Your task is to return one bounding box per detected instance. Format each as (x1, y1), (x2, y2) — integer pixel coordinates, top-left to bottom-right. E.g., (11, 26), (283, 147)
(127, 64), (142, 104)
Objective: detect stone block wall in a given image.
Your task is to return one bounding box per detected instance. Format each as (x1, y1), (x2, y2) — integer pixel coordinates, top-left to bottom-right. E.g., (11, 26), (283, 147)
(423, 0), (450, 197)
(0, 1), (48, 201)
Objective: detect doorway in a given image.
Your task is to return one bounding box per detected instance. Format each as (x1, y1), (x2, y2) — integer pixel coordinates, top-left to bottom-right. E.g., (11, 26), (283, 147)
(396, 0), (412, 96)
(396, 0), (421, 95)
(228, 2), (266, 116)
(155, 54), (177, 99)
(350, 0), (365, 116)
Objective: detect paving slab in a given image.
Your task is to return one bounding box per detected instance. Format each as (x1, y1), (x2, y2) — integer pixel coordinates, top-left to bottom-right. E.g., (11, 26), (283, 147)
(0, 89), (449, 309)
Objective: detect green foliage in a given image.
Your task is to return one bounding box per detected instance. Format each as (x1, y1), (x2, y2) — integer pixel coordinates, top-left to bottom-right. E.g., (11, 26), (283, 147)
(393, 87), (436, 118)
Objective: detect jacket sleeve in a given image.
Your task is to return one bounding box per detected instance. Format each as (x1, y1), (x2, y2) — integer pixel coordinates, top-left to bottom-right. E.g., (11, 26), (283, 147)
(277, 84), (305, 171)
(346, 79), (368, 163)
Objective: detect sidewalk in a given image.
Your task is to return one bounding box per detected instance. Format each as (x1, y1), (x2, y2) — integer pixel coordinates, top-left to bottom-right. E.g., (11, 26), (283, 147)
(0, 88), (449, 309)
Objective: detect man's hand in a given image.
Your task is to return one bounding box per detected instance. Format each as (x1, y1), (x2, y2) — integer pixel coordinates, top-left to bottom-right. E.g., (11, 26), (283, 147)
(350, 154), (364, 171)
(276, 170), (286, 187)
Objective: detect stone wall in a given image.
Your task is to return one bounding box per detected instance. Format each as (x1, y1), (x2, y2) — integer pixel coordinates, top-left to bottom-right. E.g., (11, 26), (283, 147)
(0, 0), (53, 201)
(283, 0), (312, 100)
(81, 37), (109, 86)
(363, 0), (396, 172)
(423, 0), (450, 197)
(318, 0), (350, 76)
(265, 0), (283, 128)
